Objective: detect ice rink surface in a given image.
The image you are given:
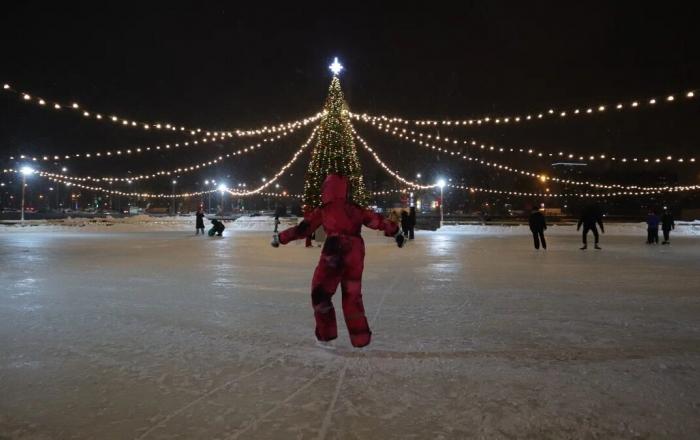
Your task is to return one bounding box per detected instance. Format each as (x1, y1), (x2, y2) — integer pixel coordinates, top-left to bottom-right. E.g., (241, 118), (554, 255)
(1, 228), (699, 439)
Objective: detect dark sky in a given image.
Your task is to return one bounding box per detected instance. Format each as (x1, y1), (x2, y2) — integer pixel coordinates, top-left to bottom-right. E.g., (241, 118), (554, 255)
(1, 3), (699, 203)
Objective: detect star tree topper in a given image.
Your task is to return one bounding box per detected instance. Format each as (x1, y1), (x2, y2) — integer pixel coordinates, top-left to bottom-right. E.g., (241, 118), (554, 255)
(329, 57), (343, 76)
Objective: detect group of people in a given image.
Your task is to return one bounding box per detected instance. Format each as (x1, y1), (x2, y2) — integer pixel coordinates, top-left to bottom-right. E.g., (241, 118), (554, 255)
(528, 205), (677, 250)
(645, 210), (675, 245)
(195, 208), (225, 236)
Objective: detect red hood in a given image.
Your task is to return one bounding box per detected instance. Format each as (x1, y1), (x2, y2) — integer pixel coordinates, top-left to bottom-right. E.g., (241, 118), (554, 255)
(321, 174), (349, 204)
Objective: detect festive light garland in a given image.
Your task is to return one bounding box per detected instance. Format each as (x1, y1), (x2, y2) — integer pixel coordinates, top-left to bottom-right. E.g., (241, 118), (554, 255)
(2, 168), (301, 199)
(351, 88), (696, 127)
(369, 185), (691, 199)
(1, 81), (322, 138)
(353, 115), (697, 165)
(219, 126), (319, 196)
(352, 129), (437, 189)
(37, 125), (314, 183)
(350, 128), (700, 194)
(7, 117), (318, 163)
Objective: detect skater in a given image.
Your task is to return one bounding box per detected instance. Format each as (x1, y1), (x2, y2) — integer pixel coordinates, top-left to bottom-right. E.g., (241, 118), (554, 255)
(195, 208), (206, 235)
(400, 210), (410, 238)
(528, 205), (547, 250)
(210, 219), (225, 236)
(271, 174), (404, 348)
(661, 209), (675, 244)
(577, 204), (604, 250)
(407, 206), (416, 240)
(646, 210), (660, 244)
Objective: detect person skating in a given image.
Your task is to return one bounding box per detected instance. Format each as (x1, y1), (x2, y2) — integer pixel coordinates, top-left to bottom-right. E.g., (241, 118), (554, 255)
(661, 210), (675, 244)
(661, 209), (675, 244)
(400, 210), (410, 238)
(407, 206), (416, 240)
(271, 174), (404, 348)
(195, 208), (206, 235)
(577, 204), (604, 250)
(646, 210), (660, 244)
(210, 219), (225, 236)
(528, 205), (547, 250)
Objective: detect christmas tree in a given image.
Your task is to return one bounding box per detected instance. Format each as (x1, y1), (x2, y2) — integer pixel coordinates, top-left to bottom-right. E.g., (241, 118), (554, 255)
(303, 75), (369, 208)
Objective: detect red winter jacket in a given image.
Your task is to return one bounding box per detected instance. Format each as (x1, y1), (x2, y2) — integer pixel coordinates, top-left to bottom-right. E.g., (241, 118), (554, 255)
(279, 174), (398, 244)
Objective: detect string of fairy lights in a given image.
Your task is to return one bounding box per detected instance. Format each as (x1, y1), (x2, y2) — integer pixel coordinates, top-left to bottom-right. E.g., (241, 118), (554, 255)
(2, 81), (322, 138)
(350, 127), (700, 194)
(7, 116), (320, 163)
(3, 125), (315, 200)
(3, 65), (699, 203)
(36, 125), (314, 183)
(369, 186), (688, 199)
(352, 115), (698, 165)
(352, 88), (696, 127)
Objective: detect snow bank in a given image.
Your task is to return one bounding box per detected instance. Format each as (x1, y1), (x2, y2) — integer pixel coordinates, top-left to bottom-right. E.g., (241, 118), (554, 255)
(230, 215), (301, 231)
(434, 221), (700, 237)
(3, 215), (700, 237)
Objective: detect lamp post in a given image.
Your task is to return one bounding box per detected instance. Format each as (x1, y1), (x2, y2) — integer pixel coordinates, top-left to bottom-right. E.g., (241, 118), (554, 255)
(20, 166), (34, 224)
(171, 180), (177, 215)
(437, 179), (446, 228)
(218, 183), (227, 215)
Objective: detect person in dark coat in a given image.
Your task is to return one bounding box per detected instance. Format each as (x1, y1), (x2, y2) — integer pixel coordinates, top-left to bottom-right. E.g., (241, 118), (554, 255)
(195, 208), (206, 235)
(210, 219), (225, 236)
(400, 211), (410, 238)
(528, 205), (547, 250)
(661, 209), (675, 244)
(408, 206), (416, 240)
(577, 204), (604, 250)
(646, 210), (660, 244)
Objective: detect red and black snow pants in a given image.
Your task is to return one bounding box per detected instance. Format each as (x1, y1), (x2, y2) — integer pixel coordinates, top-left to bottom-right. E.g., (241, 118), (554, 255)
(310, 234), (371, 347)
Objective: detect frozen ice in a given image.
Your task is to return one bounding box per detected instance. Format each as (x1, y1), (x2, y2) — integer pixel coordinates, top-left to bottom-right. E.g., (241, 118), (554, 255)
(1, 223), (699, 438)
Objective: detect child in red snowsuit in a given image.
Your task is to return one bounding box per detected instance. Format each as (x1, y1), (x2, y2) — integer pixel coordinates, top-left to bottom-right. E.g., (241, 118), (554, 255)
(272, 174), (404, 347)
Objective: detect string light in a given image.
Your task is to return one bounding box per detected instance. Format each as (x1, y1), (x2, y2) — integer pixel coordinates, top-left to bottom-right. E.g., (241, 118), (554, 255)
(348, 128), (700, 193)
(352, 128), (437, 189)
(222, 126), (319, 196)
(25, 125), (315, 184)
(1, 82), (323, 138)
(1, 168), (300, 199)
(350, 87), (696, 128)
(352, 115), (697, 165)
(8, 117), (316, 163)
(369, 185), (697, 199)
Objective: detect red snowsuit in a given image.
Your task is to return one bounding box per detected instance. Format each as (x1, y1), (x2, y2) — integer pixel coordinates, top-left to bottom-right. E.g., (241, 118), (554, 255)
(279, 174), (399, 347)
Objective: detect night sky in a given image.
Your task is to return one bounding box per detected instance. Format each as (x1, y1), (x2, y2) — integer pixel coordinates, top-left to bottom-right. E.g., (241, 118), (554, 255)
(1, 3), (699, 212)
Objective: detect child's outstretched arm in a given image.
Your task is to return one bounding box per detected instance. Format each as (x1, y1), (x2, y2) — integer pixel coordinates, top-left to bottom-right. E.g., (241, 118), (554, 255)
(274, 209), (323, 246)
(362, 209), (404, 247)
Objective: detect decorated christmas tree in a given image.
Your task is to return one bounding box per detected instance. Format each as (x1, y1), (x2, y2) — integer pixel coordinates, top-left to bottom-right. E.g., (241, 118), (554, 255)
(303, 74), (368, 208)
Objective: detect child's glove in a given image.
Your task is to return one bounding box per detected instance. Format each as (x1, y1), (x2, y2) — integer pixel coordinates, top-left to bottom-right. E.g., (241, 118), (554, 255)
(271, 233), (280, 248)
(395, 231), (405, 248)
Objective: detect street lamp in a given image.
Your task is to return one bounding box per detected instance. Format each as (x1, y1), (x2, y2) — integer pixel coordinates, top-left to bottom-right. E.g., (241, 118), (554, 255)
(20, 166), (35, 223)
(218, 183), (227, 214)
(437, 179), (446, 228)
(171, 180), (177, 215)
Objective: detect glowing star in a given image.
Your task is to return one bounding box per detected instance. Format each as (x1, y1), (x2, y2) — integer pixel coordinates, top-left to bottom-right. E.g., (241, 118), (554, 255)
(329, 57), (343, 75)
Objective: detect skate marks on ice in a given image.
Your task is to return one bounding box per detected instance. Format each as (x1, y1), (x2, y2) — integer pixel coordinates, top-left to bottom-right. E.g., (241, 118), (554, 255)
(314, 272), (399, 440)
(134, 356), (283, 439)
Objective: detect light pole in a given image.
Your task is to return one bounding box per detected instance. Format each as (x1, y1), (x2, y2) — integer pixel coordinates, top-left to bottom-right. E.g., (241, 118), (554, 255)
(218, 183), (227, 215)
(171, 180), (177, 215)
(20, 166), (34, 223)
(205, 180), (212, 214)
(437, 179), (446, 228)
